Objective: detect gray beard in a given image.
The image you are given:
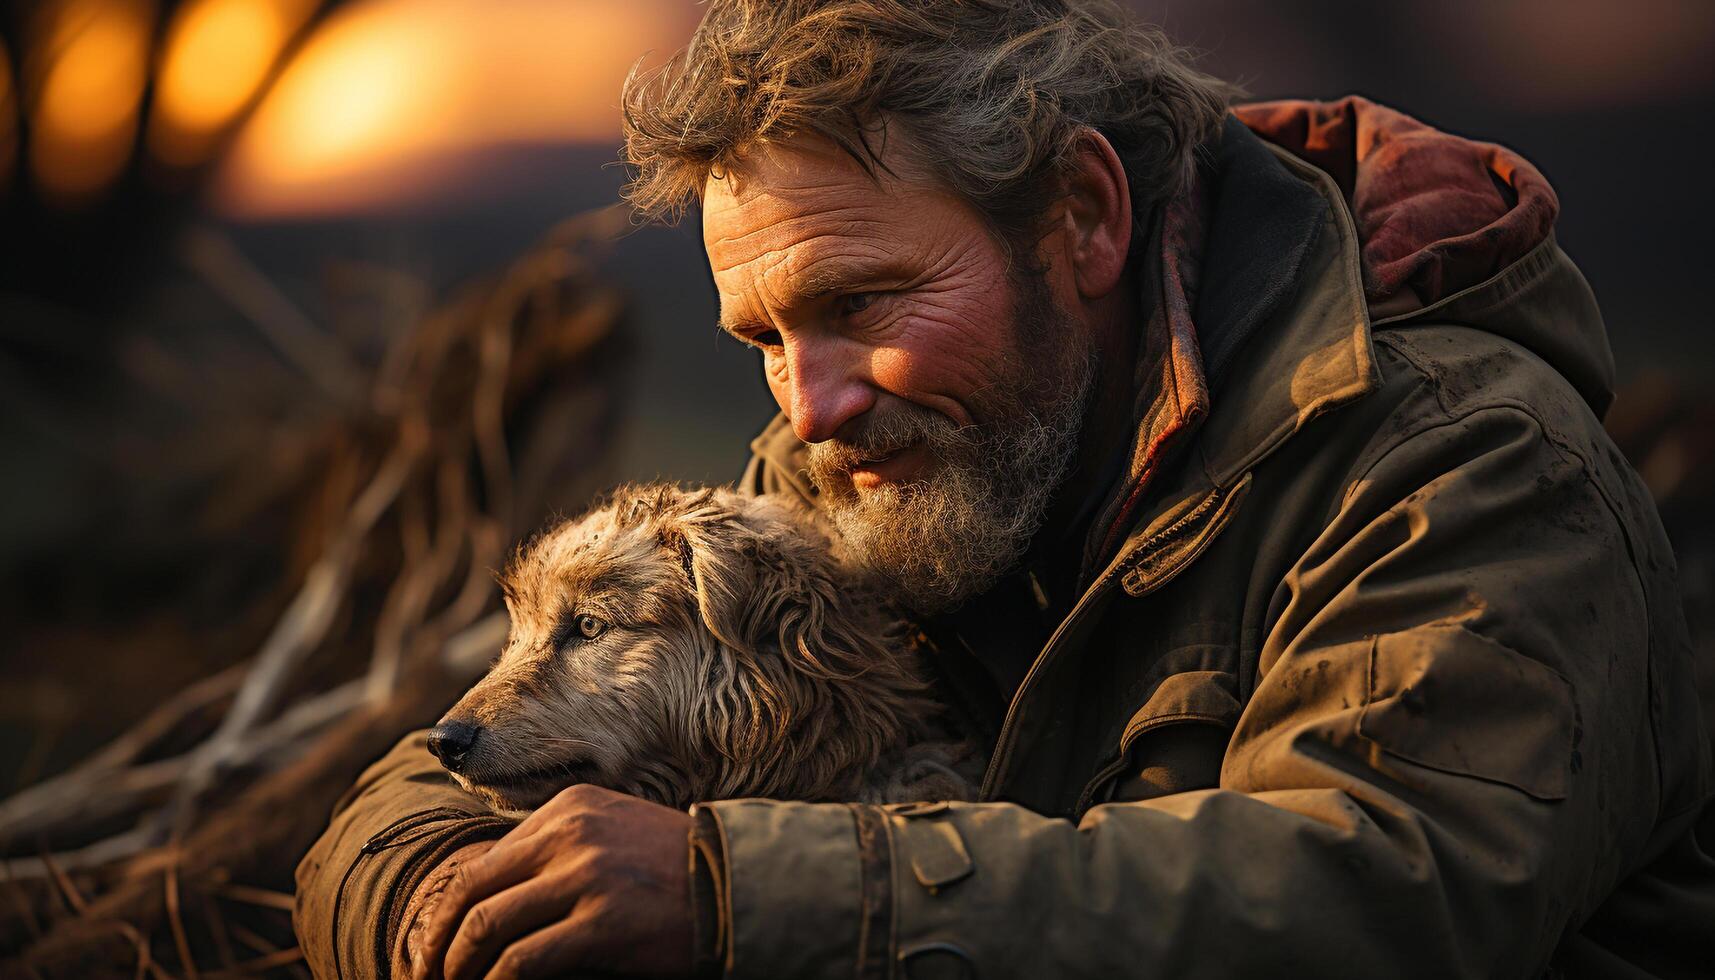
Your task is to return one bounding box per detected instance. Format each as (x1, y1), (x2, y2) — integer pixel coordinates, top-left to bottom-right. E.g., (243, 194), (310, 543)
(806, 274), (1096, 614)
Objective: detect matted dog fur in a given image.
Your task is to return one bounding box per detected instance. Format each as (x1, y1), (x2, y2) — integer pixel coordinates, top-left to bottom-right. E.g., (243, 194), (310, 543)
(433, 483), (980, 814)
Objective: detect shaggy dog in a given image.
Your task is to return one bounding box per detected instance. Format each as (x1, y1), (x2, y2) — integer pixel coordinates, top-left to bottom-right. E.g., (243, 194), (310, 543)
(428, 484), (980, 815)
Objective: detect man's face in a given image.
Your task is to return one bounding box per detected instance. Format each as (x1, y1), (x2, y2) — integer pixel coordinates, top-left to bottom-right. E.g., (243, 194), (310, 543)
(702, 135), (1093, 612)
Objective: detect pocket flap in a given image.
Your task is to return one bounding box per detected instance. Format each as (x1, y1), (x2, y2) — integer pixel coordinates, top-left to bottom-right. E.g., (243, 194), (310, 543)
(1121, 669), (1242, 749)
(901, 816), (974, 892)
(1359, 626), (1577, 801)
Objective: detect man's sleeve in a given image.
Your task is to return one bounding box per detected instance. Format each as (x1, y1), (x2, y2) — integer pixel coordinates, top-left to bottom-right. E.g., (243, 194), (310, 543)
(293, 731), (514, 979)
(692, 402), (1713, 978)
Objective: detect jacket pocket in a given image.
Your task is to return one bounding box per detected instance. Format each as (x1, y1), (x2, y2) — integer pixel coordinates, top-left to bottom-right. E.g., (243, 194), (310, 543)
(1082, 670), (1242, 809)
(1358, 626), (1577, 801)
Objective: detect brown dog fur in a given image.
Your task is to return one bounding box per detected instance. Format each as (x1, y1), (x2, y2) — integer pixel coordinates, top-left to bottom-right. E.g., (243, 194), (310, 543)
(435, 484), (979, 814)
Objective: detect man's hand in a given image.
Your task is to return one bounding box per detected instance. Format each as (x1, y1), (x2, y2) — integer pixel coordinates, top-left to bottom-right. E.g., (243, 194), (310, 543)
(408, 783), (694, 980)
(399, 840), (499, 976)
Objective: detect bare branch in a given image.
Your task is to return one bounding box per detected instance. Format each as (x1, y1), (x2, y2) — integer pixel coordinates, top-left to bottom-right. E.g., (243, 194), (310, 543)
(180, 227), (365, 405)
(172, 427), (427, 825)
(163, 848), (198, 980)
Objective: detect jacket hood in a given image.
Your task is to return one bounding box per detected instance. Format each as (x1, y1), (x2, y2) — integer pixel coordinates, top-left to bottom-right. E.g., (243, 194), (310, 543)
(1234, 96), (1615, 416)
(1235, 96), (1558, 311)
(1090, 97), (1615, 563)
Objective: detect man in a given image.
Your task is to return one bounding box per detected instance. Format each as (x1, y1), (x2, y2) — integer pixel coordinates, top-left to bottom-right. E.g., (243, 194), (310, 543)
(294, 1), (1715, 977)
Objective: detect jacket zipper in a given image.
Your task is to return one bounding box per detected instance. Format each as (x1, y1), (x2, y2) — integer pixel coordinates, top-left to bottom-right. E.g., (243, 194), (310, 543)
(978, 476), (1250, 801)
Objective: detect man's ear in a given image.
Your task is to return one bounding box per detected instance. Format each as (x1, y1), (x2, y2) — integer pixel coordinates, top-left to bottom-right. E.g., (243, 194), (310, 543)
(1060, 128), (1133, 301)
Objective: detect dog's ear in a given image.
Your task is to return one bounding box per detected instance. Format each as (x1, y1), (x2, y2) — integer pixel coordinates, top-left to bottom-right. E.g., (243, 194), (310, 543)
(671, 495), (928, 798)
(681, 505), (898, 683)
(656, 526), (696, 585)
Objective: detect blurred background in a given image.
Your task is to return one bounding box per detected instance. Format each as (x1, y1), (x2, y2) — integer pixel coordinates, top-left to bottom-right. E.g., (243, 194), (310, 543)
(0, 0), (1712, 974)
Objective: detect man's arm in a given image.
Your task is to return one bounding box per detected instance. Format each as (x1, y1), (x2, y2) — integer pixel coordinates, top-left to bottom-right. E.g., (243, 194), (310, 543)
(293, 428), (790, 979)
(294, 732), (515, 979)
(691, 402), (1709, 977)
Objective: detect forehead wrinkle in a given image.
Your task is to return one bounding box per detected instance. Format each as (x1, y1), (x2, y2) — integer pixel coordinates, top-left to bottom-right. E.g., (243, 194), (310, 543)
(705, 122), (945, 222)
(705, 201), (899, 253)
(703, 148), (942, 263)
(706, 158), (979, 333)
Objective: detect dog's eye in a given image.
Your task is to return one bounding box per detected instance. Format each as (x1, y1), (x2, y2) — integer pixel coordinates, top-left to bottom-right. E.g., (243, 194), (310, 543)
(574, 614), (606, 640)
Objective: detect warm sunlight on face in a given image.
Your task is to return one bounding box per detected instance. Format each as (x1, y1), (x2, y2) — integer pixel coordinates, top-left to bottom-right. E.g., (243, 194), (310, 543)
(702, 132), (1097, 610)
(701, 135), (1026, 453)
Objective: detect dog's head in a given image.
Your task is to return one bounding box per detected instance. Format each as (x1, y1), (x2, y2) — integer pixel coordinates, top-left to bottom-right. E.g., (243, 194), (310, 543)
(430, 484), (929, 813)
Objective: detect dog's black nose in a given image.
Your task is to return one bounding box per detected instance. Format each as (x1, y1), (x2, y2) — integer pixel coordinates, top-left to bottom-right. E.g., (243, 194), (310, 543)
(427, 720), (481, 772)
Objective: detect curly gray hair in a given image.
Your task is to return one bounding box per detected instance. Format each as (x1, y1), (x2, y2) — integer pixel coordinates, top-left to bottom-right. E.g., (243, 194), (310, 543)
(621, 0), (1238, 251)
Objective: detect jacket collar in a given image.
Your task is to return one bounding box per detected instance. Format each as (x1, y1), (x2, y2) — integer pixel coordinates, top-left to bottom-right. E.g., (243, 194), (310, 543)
(1088, 118), (1379, 565)
(1188, 139), (1381, 489)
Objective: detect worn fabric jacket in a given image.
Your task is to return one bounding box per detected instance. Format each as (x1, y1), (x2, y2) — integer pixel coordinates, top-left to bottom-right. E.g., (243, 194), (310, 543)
(293, 97), (1715, 979)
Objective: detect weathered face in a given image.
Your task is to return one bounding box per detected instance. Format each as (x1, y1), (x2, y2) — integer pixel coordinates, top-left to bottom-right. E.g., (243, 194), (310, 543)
(703, 134), (1094, 610)
(703, 134), (1028, 463)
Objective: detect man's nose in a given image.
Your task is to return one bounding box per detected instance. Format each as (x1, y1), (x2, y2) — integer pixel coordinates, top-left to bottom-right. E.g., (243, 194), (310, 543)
(782, 335), (873, 444)
(427, 719), (481, 773)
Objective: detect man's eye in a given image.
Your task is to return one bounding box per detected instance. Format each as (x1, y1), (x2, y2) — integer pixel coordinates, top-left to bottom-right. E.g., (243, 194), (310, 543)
(837, 293), (878, 316)
(749, 330), (783, 348)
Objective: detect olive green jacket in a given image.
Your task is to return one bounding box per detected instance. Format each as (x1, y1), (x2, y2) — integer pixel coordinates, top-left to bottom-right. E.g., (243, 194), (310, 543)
(294, 104), (1715, 978)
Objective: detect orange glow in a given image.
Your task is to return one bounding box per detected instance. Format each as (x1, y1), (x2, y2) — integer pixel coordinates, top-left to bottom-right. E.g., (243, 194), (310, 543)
(215, 0), (698, 218)
(1, 40), (15, 188)
(150, 0), (318, 167)
(31, 0), (153, 202)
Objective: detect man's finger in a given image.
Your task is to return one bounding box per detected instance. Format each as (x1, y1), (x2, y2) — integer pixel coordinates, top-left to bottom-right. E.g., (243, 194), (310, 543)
(441, 877), (580, 980)
(412, 844), (542, 980)
(482, 913), (605, 980)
